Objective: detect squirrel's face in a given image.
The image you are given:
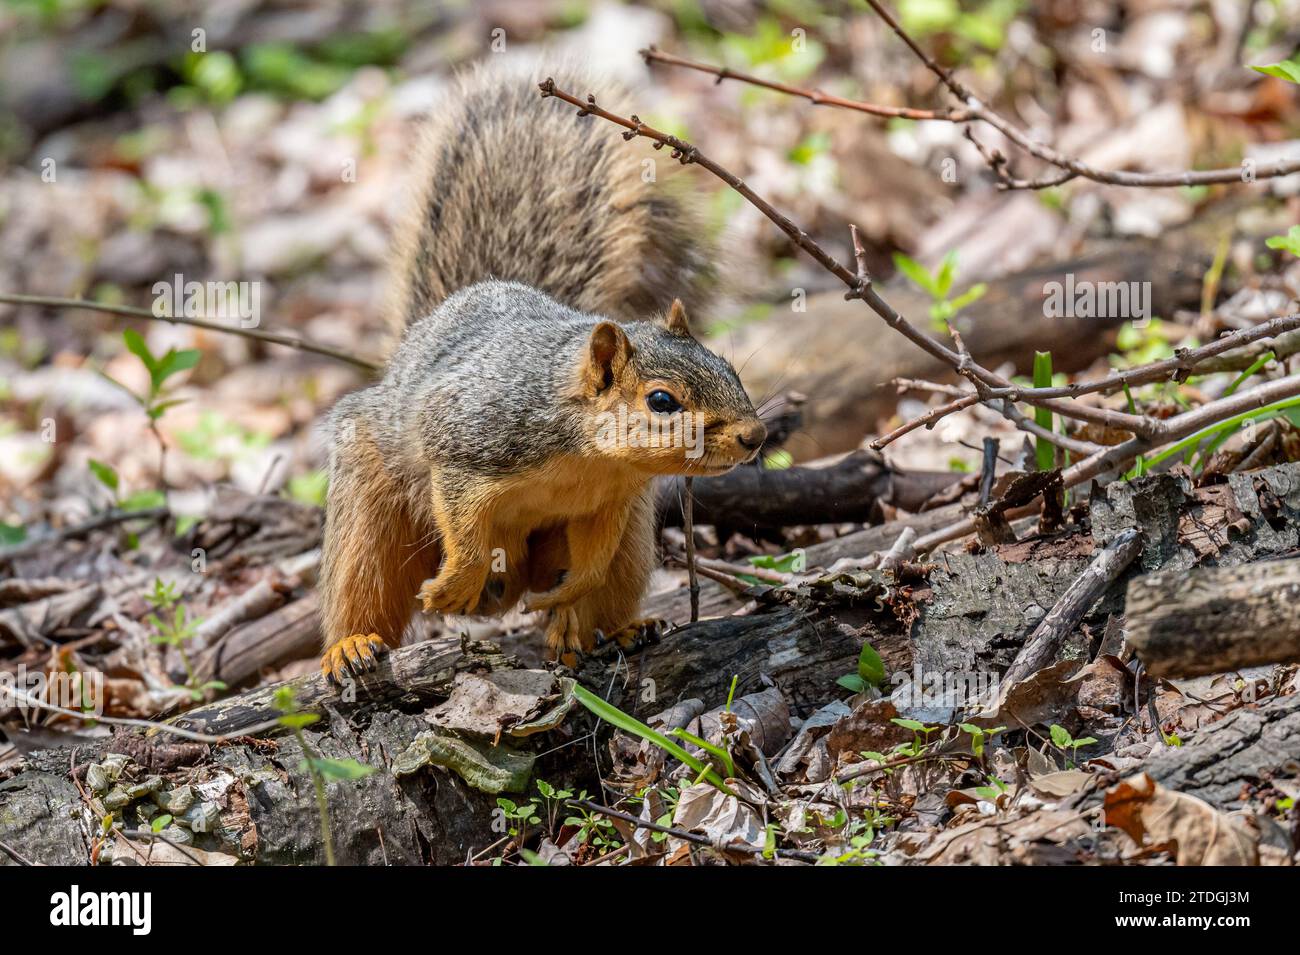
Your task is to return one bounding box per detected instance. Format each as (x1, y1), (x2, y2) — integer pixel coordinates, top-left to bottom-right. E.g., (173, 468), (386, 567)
(576, 301), (767, 477)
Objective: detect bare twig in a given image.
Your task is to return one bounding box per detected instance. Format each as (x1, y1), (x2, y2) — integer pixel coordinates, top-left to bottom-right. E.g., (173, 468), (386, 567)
(683, 476), (700, 622)
(0, 684), (283, 744)
(537, 80), (1158, 439)
(871, 392), (981, 449)
(996, 527), (1144, 693)
(643, 14), (1300, 191)
(0, 506), (170, 563)
(0, 292), (381, 372)
(641, 46), (971, 122)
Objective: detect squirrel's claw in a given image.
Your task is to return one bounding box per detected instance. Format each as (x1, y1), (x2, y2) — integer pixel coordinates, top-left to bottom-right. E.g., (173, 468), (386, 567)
(606, 618), (668, 652)
(321, 633), (388, 684)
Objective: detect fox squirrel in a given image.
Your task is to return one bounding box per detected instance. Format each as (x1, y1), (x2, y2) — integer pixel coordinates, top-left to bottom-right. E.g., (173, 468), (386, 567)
(319, 63), (765, 683)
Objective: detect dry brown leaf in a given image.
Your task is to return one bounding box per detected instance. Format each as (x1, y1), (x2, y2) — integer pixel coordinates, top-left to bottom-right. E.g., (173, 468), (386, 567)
(1104, 772), (1259, 865)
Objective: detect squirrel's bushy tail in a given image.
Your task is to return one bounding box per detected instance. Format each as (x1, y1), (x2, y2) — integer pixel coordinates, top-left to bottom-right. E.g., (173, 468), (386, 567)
(384, 61), (715, 340)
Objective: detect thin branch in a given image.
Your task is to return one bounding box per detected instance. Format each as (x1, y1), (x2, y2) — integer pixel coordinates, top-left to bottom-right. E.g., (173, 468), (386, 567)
(0, 292), (381, 372)
(644, 13), (1300, 191)
(641, 46), (971, 122)
(0, 684), (283, 744)
(870, 392), (980, 449)
(913, 372), (1300, 553)
(538, 79), (1300, 559)
(683, 476), (700, 622)
(0, 506), (169, 563)
(538, 79), (1160, 440)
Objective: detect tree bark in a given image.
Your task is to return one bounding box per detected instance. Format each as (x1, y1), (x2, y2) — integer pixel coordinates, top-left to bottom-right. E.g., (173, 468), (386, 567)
(1126, 558), (1300, 677)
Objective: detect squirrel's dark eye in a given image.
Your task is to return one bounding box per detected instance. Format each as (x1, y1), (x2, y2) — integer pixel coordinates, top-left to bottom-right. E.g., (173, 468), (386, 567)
(646, 390), (681, 414)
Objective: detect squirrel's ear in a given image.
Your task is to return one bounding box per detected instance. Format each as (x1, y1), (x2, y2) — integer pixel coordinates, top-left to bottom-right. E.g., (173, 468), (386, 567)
(584, 322), (634, 393)
(664, 299), (692, 338)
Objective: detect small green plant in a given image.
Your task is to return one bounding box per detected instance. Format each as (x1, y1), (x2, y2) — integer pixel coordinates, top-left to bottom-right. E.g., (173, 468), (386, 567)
(1264, 225), (1300, 258)
(103, 328), (200, 486)
(837, 640), (886, 694)
(893, 250), (988, 332)
(88, 459), (166, 514)
(958, 722), (1006, 763)
(1048, 723), (1097, 767)
(144, 578), (225, 700)
(560, 800), (620, 852)
(272, 685), (375, 866)
(495, 797), (542, 842)
(890, 717), (943, 757)
(973, 773), (1010, 801)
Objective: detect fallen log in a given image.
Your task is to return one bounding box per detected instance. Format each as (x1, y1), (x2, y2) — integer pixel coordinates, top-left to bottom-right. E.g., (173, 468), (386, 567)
(1126, 558), (1300, 678)
(657, 450), (962, 532)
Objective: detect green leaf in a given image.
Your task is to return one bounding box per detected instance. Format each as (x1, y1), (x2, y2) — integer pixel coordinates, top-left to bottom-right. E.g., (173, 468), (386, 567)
(934, 251), (957, 298)
(670, 727), (735, 779)
(151, 347), (201, 390)
(948, 282), (988, 312)
(122, 328), (156, 374)
(1049, 724), (1072, 748)
(890, 718), (929, 732)
(1264, 225), (1300, 258)
(892, 252), (938, 298)
(837, 674), (867, 694)
(88, 459), (119, 493)
(0, 522), (24, 546)
(277, 712), (319, 730)
(856, 640), (885, 688)
(147, 397), (190, 420)
(151, 814), (174, 832)
(309, 756), (376, 781)
(119, 489), (166, 512)
(1250, 58), (1300, 84)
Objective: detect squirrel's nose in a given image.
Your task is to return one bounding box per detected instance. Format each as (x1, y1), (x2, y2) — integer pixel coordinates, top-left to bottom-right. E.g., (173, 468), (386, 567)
(736, 420), (767, 452)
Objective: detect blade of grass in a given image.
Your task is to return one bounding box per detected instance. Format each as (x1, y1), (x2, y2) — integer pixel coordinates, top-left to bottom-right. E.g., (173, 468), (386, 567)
(1223, 350), (1275, 398)
(570, 683), (733, 793)
(670, 727), (736, 779)
(1033, 351), (1054, 471)
(1140, 394), (1300, 473)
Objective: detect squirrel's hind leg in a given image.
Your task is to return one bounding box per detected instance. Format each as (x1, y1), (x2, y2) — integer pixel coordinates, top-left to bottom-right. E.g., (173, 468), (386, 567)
(320, 423), (437, 684)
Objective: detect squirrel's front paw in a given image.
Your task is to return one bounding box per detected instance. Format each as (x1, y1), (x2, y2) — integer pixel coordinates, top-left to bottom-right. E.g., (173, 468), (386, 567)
(524, 572), (597, 615)
(418, 573), (484, 616)
(321, 633), (388, 684)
